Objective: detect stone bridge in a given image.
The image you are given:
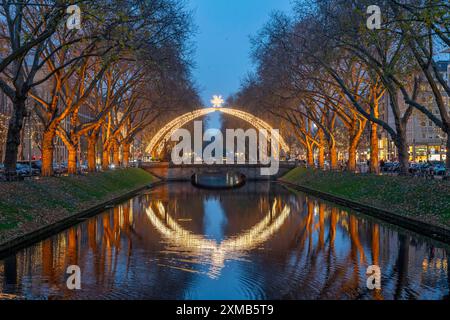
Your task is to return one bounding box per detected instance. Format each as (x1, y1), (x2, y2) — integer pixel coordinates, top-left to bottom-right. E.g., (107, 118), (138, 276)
(139, 162), (297, 181)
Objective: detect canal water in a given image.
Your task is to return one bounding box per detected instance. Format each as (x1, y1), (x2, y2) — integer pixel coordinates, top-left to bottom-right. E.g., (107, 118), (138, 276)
(0, 182), (448, 300)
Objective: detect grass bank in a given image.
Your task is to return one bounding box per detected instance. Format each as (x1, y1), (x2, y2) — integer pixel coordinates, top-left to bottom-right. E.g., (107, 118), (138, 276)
(0, 168), (156, 245)
(280, 167), (450, 229)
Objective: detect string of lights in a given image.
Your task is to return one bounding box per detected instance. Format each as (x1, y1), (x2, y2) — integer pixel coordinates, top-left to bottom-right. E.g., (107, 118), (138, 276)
(146, 107), (290, 158)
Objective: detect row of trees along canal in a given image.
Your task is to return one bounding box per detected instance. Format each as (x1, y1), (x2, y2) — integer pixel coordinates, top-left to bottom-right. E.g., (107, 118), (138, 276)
(230, 0), (450, 175)
(0, 0), (200, 177)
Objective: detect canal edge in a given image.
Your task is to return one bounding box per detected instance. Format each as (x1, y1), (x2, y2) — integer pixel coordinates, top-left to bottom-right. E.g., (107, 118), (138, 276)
(0, 180), (166, 259)
(278, 180), (450, 245)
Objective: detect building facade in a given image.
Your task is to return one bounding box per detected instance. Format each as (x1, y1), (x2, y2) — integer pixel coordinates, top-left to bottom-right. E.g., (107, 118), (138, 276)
(379, 60), (450, 163)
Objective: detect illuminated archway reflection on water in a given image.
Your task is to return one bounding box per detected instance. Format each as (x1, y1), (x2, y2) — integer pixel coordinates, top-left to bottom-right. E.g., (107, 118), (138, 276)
(146, 198), (290, 278)
(0, 182), (448, 300)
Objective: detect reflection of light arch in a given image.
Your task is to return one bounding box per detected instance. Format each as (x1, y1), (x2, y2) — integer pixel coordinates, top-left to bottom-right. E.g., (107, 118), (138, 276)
(145, 200), (291, 278)
(146, 107), (290, 157)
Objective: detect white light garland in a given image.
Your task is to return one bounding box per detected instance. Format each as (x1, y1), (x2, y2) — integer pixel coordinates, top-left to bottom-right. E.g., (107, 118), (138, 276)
(146, 107), (290, 157)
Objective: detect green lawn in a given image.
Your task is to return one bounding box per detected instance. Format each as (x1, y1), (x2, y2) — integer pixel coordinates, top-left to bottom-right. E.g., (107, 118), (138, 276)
(281, 167), (450, 228)
(0, 168), (156, 242)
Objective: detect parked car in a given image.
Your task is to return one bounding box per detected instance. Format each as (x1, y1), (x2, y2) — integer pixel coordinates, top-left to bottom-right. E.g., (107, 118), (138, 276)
(59, 162), (68, 172)
(431, 162), (446, 176)
(409, 162), (420, 174)
(381, 162), (394, 172)
(52, 161), (87, 174)
(382, 162), (400, 173)
(129, 160), (141, 168)
(79, 162), (88, 172)
(15, 163), (39, 176)
(53, 162), (67, 174)
(17, 160), (41, 174)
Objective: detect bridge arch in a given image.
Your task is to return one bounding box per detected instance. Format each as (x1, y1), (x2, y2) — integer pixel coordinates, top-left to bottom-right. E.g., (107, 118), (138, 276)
(146, 107), (290, 157)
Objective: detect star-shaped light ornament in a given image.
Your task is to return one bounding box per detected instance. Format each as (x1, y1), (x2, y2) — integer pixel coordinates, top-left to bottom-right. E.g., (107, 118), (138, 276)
(211, 95), (225, 108)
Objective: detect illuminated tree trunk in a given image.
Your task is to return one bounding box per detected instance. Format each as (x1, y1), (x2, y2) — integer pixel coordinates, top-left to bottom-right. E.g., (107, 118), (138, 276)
(370, 121), (380, 174)
(87, 135), (97, 173)
(318, 130), (325, 169)
(41, 129), (56, 177)
(122, 142), (130, 167)
(306, 142), (314, 167)
(67, 145), (77, 175)
(347, 121), (365, 172)
(347, 143), (357, 172)
(113, 142), (120, 167)
(64, 130), (80, 175)
(370, 99), (380, 174)
(318, 145), (325, 169)
(102, 148), (110, 171)
(329, 142), (338, 171)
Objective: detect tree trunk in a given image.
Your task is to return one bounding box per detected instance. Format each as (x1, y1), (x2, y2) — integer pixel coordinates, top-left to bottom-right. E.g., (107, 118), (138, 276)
(306, 142), (314, 167)
(67, 145), (77, 175)
(122, 142), (130, 168)
(113, 142), (120, 167)
(41, 129), (56, 177)
(395, 131), (410, 175)
(4, 97), (27, 175)
(317, 130), (325, 169)
(102, 149), (110, 171)
(347, 143), (357, 172)
(370, 121), (380, 174)
(347, 123), (365, 172)
(18, 127), (24, 161)
(392, 120), (410, 175)
(329, 142), (338, 170)
(318, 145), (325, 169)
(87, 135), (97, 173)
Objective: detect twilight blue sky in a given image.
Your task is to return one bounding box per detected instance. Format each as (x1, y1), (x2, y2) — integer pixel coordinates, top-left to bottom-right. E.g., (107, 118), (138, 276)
(187, 0), (293, 106)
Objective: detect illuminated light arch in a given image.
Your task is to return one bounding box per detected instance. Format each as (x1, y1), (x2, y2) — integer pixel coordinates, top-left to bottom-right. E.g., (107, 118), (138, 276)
(145, 199), (290, 278)
(146, 107), (290, 157)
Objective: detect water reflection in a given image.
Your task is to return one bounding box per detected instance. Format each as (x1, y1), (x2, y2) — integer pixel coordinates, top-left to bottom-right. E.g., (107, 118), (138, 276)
(0, 182), (448, 300)
(146, 198), (290, 278)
